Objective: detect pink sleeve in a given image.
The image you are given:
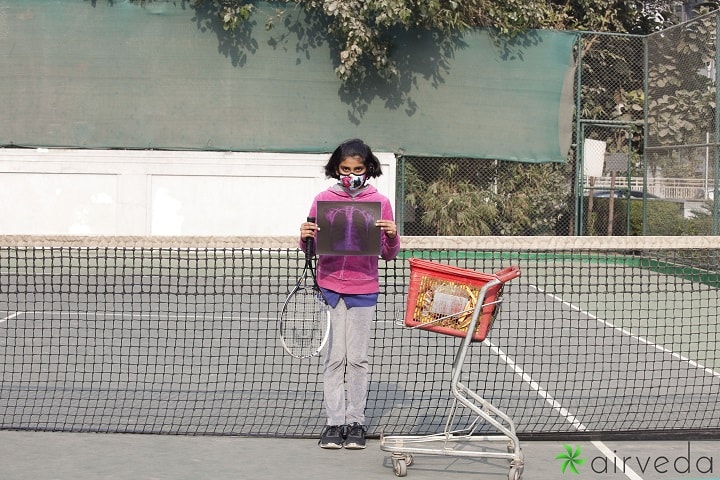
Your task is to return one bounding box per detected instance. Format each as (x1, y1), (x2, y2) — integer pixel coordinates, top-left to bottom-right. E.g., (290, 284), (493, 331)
(380, 198), (400, 260)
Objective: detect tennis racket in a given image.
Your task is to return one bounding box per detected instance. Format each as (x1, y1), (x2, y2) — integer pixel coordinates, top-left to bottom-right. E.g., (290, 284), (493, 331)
(279, 217), (331, 358)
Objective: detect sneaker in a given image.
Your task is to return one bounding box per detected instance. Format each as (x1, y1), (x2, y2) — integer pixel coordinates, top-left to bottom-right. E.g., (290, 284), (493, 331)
(318, 425), (344, 449)
(344, 422), (367, 449)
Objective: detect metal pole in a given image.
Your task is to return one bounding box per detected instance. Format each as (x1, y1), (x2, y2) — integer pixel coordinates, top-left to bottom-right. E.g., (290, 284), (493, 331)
(399, 156), (405, 236)
(575, 35), (584, 236)
(642, 34), (650, 236)
(706, 131), (710, 199)
(626, 126), (632, 236)
(714, 15), (720, 234)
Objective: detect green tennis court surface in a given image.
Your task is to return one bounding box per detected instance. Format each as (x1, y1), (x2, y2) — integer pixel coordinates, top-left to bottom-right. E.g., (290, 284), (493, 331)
(1, 236), (719, 440)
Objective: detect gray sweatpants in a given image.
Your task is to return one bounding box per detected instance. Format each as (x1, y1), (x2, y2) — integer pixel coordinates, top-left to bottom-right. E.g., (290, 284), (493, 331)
(323, 298), (375, 426)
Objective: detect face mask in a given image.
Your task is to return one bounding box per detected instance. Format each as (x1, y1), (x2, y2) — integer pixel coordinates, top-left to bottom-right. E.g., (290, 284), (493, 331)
(340, 173), (367, 191)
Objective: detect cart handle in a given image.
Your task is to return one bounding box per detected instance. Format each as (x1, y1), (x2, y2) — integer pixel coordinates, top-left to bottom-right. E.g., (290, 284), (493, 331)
(494, 265), (521, 284)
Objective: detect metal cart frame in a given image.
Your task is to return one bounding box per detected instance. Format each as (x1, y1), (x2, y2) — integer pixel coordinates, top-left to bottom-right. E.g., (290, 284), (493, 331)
(380, 266), (523, 479)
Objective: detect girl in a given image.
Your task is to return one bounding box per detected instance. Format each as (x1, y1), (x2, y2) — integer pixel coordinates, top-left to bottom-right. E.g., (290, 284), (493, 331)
(300, 139), (400, 449)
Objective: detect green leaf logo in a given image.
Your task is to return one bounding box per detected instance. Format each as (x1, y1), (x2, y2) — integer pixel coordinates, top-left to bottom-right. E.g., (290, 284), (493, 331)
(556, 444), (586, 474)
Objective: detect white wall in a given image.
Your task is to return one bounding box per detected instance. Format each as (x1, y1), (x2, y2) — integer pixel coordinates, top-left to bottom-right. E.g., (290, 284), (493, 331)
(0, 148), (397, 236)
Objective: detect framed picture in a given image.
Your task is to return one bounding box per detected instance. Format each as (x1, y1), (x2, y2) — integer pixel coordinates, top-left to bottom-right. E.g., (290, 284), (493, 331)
(316, 201), (382, 256)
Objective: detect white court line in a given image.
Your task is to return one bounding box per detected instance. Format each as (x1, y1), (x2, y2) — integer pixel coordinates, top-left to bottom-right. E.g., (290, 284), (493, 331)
(533, 284), (720, 379)
(481, 337), (587, 432)
(0, 310), (270, 321)
(489, 282), (720, 479)
(484, 336), (645, 480)
(0, 312), (23, 325)
(481, 279), (720, 480)
(591, 441), (646, 480)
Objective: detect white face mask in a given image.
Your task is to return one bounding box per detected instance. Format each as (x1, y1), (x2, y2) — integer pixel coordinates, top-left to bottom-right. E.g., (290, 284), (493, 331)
(340, 173), (367, 191)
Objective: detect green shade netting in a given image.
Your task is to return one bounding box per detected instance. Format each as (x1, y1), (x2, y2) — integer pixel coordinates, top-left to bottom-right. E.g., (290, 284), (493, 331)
(0, 1), (577, 163)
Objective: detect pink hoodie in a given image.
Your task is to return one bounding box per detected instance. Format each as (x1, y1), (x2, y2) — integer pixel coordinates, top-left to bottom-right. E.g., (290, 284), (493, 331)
(303, 184), (401, 294)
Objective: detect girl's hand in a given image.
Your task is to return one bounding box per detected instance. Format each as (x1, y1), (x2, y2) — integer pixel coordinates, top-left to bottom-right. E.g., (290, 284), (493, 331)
(376, 219), (398, 239)
(300, 220), (318, 241)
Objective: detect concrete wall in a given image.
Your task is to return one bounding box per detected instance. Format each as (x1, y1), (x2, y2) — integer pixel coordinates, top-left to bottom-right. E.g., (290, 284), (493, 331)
(0, 149), (396, 236)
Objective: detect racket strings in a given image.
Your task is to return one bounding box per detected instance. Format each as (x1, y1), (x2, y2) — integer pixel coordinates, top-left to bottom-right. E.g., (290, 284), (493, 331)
(281, 287), (330, 357)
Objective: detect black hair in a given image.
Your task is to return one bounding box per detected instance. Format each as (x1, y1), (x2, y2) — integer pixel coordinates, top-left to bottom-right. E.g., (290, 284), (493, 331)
(324, 138), (383, 179)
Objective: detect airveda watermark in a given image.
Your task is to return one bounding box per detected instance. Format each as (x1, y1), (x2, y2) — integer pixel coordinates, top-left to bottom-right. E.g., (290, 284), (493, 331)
(556, 442), (713, 476)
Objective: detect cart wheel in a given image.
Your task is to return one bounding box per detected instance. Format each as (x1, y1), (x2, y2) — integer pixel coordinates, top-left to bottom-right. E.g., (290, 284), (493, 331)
(405, 454), (414, 467)
(393, 458), (408, 477)
(508, 464), (524, 480)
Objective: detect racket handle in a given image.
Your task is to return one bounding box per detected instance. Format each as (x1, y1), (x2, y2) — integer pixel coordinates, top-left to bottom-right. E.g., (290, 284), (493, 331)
(305, 216), (316, 256)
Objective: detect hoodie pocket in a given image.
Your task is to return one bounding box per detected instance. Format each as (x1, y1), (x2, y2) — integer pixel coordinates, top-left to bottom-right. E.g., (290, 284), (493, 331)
(320, 255), (376, 284)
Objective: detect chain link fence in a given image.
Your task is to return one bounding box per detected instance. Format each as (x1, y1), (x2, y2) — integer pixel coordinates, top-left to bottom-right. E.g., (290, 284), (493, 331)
(645, 11), (719, 235)
(397, 13), (720, 236)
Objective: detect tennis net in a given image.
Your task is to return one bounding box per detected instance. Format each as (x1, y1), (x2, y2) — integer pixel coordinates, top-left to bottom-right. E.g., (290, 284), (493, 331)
(0, 235), (718, 438)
